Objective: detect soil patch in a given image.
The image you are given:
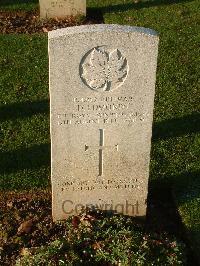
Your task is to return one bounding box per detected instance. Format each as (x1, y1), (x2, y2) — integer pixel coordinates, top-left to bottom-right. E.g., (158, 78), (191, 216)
(0, 189), (196, 265)
(0, 9), (103, 34)
(0, 190), (63, 265)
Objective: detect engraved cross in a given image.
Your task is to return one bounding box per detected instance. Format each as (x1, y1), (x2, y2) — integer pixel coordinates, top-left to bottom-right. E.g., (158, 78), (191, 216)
(85, 129), (118, 177)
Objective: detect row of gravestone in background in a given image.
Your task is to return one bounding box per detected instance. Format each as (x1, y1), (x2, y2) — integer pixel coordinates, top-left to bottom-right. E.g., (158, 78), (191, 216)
(39, 0), (86, 19)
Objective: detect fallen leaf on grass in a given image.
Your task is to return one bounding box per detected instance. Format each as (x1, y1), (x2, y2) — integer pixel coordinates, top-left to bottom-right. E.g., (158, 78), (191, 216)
(42, 27), (48, 33)
(17, 219), (33, 235)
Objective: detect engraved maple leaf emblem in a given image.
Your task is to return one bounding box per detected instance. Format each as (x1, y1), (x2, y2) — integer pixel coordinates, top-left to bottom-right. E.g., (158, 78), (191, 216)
(81, 47), (128, 91)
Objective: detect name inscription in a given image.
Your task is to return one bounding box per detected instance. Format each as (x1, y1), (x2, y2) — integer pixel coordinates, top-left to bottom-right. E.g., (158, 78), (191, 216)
(57, 96), (150, 126)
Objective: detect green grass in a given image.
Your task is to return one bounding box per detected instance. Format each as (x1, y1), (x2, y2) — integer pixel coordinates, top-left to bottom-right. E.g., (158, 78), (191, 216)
(97, 0), (199, 259)
(173, 173), (200, 262)
(0, 0), (38, 11)
(0, 0), (200, 262)
(0, 34), (49, 189)
(16, 213), (187, 265)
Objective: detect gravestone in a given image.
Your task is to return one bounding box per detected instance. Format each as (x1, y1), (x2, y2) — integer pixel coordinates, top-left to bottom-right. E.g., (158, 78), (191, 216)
(39, 0), (86, 19)
(49, 25), (159, 221)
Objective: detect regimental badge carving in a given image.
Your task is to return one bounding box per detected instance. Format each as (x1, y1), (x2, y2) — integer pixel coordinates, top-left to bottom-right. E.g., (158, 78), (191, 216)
(80, 46), (129, 92)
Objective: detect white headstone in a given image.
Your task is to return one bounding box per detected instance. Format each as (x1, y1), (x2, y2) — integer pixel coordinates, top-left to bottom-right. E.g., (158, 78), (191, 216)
(39, 0), (86, 19)
(49, 25), (159, 221)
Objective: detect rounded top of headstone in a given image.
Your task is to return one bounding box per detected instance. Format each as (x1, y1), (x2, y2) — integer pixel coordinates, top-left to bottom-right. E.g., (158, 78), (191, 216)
(48, 24), (159, 39)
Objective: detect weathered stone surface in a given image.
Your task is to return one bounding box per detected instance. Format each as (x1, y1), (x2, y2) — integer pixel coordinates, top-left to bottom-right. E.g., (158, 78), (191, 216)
(49, 25), (159, 221)
(39, 0), (86, 19)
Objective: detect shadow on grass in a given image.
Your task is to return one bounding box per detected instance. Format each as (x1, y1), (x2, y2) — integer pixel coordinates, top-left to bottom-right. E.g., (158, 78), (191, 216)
(149, 170), (200, 195)
(0, 143), (50, 174)
(172, 170), (200, 204)
(171, 170), (200, 265)
(87, 7), (104, 24)
(93, 0), (193, 14)
(152, 113), (200, 141)
(148, 170), (200, 227)
(147, 170), (200, 232)
(0, 99), (49, 122)
(0, 0), (37, 7)
(147, 170), (200, 265)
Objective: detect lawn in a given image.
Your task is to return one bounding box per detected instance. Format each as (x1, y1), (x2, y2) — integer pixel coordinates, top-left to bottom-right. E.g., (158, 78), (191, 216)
(0, 0), (38, 11)
(0, 34), (49, 190)
(0, 0), (199, 263)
